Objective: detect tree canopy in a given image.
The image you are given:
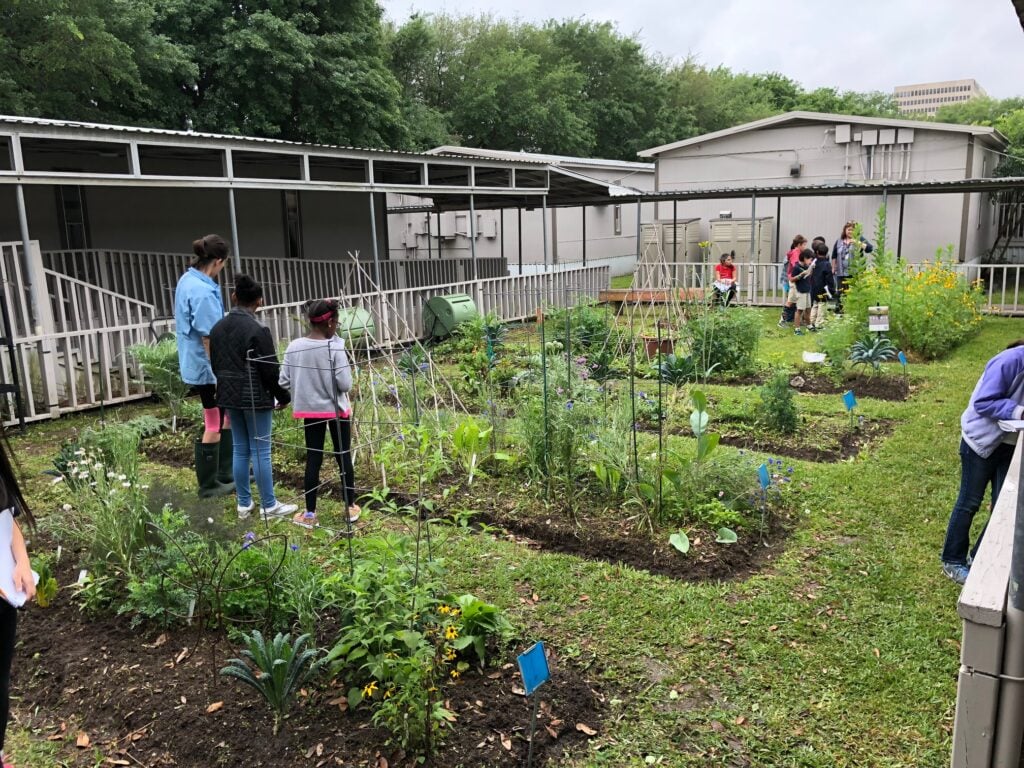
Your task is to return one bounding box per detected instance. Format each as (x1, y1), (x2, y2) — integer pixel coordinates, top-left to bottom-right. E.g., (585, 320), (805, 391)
(934, 97), (1024, 176)
(2, 4), (993, 161)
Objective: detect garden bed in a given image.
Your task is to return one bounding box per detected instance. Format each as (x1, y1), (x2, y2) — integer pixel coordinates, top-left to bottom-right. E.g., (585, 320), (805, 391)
(471, 493), (794, 582)
(791, 372), (912, 401)
(15, 566), (605, 768)
(718, 417), (898, 462)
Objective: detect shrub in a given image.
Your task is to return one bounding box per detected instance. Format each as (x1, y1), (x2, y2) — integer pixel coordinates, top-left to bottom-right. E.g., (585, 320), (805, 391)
(841, 209), (984, 359)
(756, 370), (798, 434)
(543, 300), (618, 352)
(684, 305), (761, 376)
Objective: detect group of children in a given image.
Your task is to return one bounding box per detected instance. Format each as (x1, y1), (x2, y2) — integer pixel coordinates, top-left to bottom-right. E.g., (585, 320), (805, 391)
(711, 221), (871, 331)
(778, 221), (872, 335)
(174, 234), (358, 529)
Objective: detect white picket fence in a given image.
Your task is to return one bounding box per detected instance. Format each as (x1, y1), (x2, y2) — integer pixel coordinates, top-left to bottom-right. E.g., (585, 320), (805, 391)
(0, 241), (609, 425)
(0, 242), (154, 425)
(647, 261), (1024, 316)
(258, 267), (611, 350)
(42, 249), (508, 317)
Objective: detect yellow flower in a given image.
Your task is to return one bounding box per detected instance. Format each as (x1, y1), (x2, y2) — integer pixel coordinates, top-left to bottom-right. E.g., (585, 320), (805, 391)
(438, 605), (451, 615)
(450, 669), (460, 679)
(362, 681), (378, 698)
(445, 625), (459, 641)
(384, 687), (394, 699)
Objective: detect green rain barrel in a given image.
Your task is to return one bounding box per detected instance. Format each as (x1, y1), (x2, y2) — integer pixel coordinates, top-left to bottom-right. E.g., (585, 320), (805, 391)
(422, 293), (478, 339)
(334, 307), (375, 346)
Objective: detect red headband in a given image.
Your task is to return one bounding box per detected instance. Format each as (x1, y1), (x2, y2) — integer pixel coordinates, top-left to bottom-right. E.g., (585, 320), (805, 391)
(310, 310), (336, 324)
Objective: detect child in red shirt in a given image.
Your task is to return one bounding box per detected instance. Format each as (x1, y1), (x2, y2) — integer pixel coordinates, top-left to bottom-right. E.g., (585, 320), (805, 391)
(713, 251), (737, 306)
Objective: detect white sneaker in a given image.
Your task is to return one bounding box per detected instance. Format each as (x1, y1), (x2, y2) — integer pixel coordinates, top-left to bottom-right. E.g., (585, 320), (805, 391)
(261, 501), (298, 520)
(237, 502), (254, 520)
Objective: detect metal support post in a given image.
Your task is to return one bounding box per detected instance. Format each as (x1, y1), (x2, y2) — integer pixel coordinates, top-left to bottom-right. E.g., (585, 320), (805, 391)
(227, 188), (241, 272)
(369, 193), (382, 289)
(541, 196), (549, 272)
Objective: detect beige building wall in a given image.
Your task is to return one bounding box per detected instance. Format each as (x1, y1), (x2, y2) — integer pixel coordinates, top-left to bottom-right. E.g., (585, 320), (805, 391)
(650, 119), (1002, 263)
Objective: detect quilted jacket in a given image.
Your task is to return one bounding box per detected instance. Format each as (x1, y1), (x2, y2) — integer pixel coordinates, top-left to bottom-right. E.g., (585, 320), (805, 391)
(209, 308), (290, 410)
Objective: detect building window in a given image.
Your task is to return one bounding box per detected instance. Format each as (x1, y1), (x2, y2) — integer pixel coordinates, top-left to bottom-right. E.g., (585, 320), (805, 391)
(613, 204), (622, 235)
(56, 186), (90, 250)
(282, 190), (303, 259)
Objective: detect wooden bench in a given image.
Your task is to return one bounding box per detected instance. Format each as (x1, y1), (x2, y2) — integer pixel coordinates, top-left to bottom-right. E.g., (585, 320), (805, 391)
(598, 288), (705, 311)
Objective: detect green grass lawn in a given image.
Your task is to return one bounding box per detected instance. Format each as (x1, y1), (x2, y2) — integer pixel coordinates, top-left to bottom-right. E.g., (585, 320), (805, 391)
(437, 313), (1014, 767)
(7, 311), (1019, 767)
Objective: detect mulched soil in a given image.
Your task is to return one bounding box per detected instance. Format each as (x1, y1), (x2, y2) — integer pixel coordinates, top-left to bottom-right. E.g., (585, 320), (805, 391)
(14, 557), (605, 768)
(790, 372), (912, 401)
(473, 503), (794, 583)
(718, 418), (898, 463)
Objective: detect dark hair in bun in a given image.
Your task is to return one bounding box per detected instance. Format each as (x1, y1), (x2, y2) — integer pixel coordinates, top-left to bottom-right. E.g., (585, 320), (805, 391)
(191, 234), (230, 266)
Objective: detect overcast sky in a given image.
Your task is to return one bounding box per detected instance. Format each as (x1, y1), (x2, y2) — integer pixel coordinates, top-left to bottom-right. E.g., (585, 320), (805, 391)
(379, 0), (1024, 98)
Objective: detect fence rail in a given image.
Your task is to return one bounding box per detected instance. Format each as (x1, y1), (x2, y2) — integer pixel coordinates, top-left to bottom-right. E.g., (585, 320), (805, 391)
(0, 242), (609, 425)
(646, 261), (1024, 315)
(41, 249), (508, 317)
(258, 266), (611, 350)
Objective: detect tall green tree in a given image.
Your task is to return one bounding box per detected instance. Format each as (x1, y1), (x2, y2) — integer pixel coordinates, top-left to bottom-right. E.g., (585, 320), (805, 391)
(154, 0), (406, 146)
(0, 0), (194, 125)
(935, 97), (1024, 176)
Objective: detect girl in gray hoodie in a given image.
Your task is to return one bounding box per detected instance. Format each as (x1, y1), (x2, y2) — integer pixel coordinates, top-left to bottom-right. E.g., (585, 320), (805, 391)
(279, 299), (359, 528)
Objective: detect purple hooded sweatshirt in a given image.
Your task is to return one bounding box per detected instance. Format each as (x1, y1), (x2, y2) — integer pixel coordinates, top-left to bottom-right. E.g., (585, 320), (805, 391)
(961, 346), (1024, 458)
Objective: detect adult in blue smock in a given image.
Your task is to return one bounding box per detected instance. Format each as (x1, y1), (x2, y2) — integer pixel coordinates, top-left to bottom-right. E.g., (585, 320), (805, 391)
(174, 234), (235, 498)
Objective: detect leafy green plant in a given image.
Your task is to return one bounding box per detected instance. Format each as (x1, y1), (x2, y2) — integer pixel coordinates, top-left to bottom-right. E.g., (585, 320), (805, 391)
(50, 448), (153, 579)
(450, 417), (501, 484)
(684, 305), (761, 377)
(849, 335), (899, 375)
(397, 346), (430, 377)
(452, 593), (513, 667)
(323, 534), (503, 755)
(756, 370), (798, 434)
(130, 339), (191, 429)
(591, 461), (625, 499)
(220, 630), (320, 735)
(653, 353), (696, 385)
(33, 554), (59, 608)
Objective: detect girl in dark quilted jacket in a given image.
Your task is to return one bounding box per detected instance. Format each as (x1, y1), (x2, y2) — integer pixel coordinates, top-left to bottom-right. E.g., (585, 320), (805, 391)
(209, 275), (297, 522)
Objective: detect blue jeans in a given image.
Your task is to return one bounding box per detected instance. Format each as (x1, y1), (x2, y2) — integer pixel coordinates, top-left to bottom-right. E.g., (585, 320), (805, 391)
(941, 438), (1015, 565)
(226, 408), (277, 509)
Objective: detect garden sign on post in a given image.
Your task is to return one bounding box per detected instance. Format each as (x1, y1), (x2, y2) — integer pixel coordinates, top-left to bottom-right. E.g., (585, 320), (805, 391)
(843, 390), (858, 432)
(518, 641), (551, 768)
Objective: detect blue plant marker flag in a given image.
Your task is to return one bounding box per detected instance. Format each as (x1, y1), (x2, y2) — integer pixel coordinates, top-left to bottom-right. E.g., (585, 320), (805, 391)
(518, 641), (550, 696)
(758, 463), (771, 490)
(898, 350), (908, 367)
(843, 390), (857, 411)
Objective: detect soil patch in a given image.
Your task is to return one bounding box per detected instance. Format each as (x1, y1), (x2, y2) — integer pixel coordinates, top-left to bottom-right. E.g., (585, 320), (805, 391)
(143, 429), (193, 468)
(473, 505), (793, 583)
(792, 372), (912, 401)
(718, 418), (897, 463)
(15, 559), (604, 768)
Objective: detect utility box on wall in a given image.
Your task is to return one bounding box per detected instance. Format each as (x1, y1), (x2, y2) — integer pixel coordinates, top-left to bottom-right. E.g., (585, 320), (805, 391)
(709, 217), (774, 262)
